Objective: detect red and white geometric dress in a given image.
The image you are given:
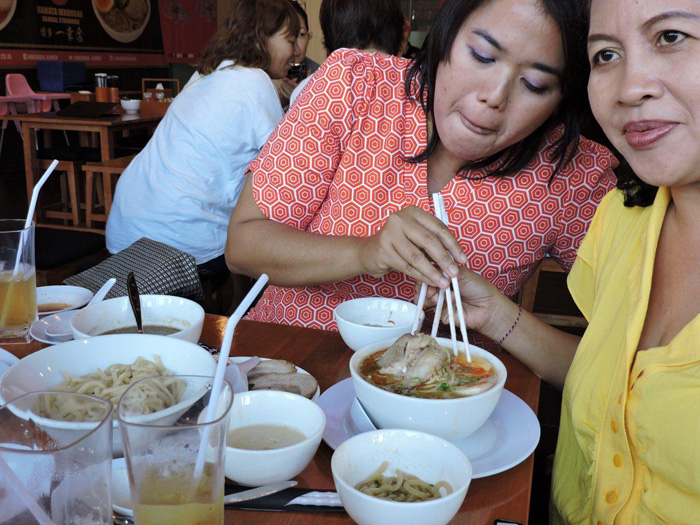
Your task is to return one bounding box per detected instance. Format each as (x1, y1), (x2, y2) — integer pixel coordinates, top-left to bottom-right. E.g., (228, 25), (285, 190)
(245, 49), (618, 333)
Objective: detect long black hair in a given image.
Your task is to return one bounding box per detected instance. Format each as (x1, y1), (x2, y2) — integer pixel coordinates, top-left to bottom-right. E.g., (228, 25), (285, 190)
(405, 0), (590, 180)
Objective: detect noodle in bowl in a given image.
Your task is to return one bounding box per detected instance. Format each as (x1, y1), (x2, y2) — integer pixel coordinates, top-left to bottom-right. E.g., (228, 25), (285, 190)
(0, 334), (216, 454)
(349, 337), (507, 442)
(331, 429), (472, 525)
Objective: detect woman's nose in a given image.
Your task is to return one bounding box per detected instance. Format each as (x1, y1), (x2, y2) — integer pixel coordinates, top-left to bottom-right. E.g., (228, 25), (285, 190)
(616, 59), (663, 106)
(478, 74), (509, 110)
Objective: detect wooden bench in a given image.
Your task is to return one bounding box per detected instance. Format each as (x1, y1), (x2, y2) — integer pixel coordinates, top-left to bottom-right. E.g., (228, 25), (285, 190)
(83, 154), (137, 229)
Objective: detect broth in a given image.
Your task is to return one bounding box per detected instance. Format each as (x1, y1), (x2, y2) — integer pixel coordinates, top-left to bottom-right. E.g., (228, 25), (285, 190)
(38, 302), (71, 313)
(99, 325), (180, 336)
(360, 348), (498, 399)
(227, 424), (307, 450)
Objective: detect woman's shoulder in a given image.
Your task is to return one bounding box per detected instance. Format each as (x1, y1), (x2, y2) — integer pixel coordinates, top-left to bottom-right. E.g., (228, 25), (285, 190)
(321, 48), (410, 79)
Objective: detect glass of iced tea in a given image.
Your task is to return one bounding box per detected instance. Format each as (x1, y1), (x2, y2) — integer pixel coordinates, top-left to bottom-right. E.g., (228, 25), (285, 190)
(0, 220), (37, 344)
(118, 375), (233, 525)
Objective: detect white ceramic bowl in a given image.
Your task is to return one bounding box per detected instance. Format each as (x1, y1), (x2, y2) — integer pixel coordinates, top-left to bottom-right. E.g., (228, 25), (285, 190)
(37, 285), (93, 315)
(331, 429), (472, 525)
(225, 390), (325, 486)
(70, 294), (204, 343)
(120, 99), (141, 114)
(334, 297), (424, 351)
(350, 337), (507, 441)
(92, 0), (151, 43)
(0, 335), (216, 455)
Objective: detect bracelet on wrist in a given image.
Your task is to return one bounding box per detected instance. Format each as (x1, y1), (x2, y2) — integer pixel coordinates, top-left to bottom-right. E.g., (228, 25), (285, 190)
(497, 305), (522, 346)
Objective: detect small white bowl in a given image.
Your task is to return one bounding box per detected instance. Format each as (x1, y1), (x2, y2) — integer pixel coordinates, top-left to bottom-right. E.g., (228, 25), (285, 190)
(225, 390), (325, 486)
(70, 294), (204, 343)
(0, 335), (216, 456)
(334, 297), (424, 352)
(37, 285), (93, 316)
(331, 429), (472, 525)
(350, 337), (506, 441)
(120, 99), (141, 114)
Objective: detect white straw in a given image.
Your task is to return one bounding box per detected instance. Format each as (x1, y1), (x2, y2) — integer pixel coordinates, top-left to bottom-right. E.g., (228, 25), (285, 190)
(411, 282), (427, 335)
(192, 273), (269, 483)
(0, 455), (54, 525)
(430, 289), (444, 338)
(12, 159), (59, 276)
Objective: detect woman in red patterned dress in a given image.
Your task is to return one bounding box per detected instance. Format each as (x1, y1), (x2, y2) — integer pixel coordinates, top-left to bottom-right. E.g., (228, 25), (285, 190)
(226, 0), (618, 336)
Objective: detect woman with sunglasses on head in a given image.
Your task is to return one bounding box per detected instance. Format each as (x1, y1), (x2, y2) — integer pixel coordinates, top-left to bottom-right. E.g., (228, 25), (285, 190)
(226, 0), (617, 339)
(441, 0), (700, 521)
(106, 0), (299, 279)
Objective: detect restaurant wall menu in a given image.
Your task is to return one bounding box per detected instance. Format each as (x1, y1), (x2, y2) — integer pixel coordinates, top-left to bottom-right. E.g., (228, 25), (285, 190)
(0, 0), (166, 66)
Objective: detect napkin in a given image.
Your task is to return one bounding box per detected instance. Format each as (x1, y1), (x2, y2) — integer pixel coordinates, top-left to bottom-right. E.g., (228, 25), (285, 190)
(224, 486), (344, 513)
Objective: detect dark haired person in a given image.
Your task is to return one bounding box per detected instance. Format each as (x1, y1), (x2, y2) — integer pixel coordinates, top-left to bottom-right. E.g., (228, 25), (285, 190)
(289, 0), (405, 106)
(106, 0), (299, 276)
(442, 0), (700, 521)
(226, 0), (617, 336)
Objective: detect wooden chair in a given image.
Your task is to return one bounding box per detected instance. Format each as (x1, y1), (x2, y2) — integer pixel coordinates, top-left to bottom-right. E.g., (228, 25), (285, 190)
(84, 154), (137, 228)
(37, 159), (83, 227)
(519, 257), (587, 328)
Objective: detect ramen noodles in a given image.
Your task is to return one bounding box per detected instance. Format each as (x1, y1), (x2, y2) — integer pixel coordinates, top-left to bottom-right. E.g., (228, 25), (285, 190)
(39, 355), (184, 421)
(96, 0), (149, 33)
(355, 461), (452, 502)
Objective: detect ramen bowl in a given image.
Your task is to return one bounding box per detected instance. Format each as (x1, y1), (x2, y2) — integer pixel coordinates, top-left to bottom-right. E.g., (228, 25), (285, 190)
(334, 297), (424, 352)
(331, 429), (472, 525)
(224, 390), (325, 486)
(120, 99), (141, 114)
(92, 0), (151, 43)
(70, 294), (204, 343)
(349, 337), (507, 441)
(0, 335), (216, 456)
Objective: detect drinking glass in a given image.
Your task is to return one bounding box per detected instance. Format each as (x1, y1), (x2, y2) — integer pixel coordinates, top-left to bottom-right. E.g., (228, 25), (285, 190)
(0, 219), (37, 344)
(118, 375), (233, 525)
(0, 392), (113, 525)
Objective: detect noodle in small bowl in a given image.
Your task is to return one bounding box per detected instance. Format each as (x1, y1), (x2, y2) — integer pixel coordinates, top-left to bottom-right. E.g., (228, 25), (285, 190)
(0, 334), (216, 455)
(349, 336), (507, 442)
(331, 429), (472, 525)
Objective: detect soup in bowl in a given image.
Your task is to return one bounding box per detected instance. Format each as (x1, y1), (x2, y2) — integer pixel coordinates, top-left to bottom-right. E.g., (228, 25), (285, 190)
(349, 334), (507, 441)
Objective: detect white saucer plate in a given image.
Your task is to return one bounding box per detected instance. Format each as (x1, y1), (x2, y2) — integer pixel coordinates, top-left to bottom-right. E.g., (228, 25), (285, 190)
(37, 285), (93, 316)
(0, 347), (20, 383)
(232, 357), (321, 402)
(317, 378), (540, 479)
(30, 312), (77, 345)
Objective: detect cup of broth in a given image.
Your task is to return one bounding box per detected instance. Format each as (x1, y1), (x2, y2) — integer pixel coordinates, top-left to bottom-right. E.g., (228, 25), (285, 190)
(0, 220), (37, 344)
(118, 375), (233, 525)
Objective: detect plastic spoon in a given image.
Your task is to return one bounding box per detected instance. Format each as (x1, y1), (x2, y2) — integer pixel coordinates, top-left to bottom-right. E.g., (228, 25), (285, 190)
(45, 278), (117, 341)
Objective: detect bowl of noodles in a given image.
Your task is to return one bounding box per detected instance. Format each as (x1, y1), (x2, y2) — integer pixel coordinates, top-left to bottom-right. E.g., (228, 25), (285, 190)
(349, 334), (507, 442)
(92, 0), (151, 43)
(0, 334), (216, 455)
(331, 429), (472, 525)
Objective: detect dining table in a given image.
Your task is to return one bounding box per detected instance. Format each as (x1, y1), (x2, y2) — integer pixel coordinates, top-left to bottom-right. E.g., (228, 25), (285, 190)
(19, 110), (162, 220)
(7, 315), (541, 525)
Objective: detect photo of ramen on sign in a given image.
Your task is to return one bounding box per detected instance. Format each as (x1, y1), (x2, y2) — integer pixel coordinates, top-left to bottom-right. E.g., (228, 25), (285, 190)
(93, 0), (151, 43)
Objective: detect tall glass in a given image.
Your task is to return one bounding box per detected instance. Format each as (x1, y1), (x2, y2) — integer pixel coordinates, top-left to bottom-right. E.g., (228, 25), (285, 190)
(0, 219), (37, 344)
(118, 375), (233, 525)
(0, 392), (113, 524)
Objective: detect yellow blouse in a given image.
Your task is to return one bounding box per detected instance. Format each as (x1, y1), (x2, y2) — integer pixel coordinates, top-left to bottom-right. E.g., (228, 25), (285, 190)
(551, 187), (700, 524)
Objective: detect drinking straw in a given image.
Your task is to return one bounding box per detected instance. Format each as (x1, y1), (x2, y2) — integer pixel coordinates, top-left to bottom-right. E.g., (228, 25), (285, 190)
(411, 282), (427, 335)
(12, 159), (59, 277)
(437, 194), (472, 362)
(0, 455), (54, 525)
(192, 273), (269, 484)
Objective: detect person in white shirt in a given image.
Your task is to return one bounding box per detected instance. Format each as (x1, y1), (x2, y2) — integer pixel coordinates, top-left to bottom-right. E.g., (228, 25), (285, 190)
(107, 0), (300, 278)
(289, 0), (405, 106)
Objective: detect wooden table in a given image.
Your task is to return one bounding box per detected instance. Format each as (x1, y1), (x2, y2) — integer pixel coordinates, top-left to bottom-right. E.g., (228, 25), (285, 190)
(19, 111), (162, 231)
(7, 316), (540, 524)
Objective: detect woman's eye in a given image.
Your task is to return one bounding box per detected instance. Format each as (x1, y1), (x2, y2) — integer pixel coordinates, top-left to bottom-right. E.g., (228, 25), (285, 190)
(658, 30), (687, 46)
(591, 49), (619, 66)
(469, 48), (494, 64)
(522, 79), (548, 95)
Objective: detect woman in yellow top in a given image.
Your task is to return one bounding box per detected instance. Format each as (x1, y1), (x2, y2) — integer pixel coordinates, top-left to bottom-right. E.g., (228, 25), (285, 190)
(441, 0), (700, 522)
